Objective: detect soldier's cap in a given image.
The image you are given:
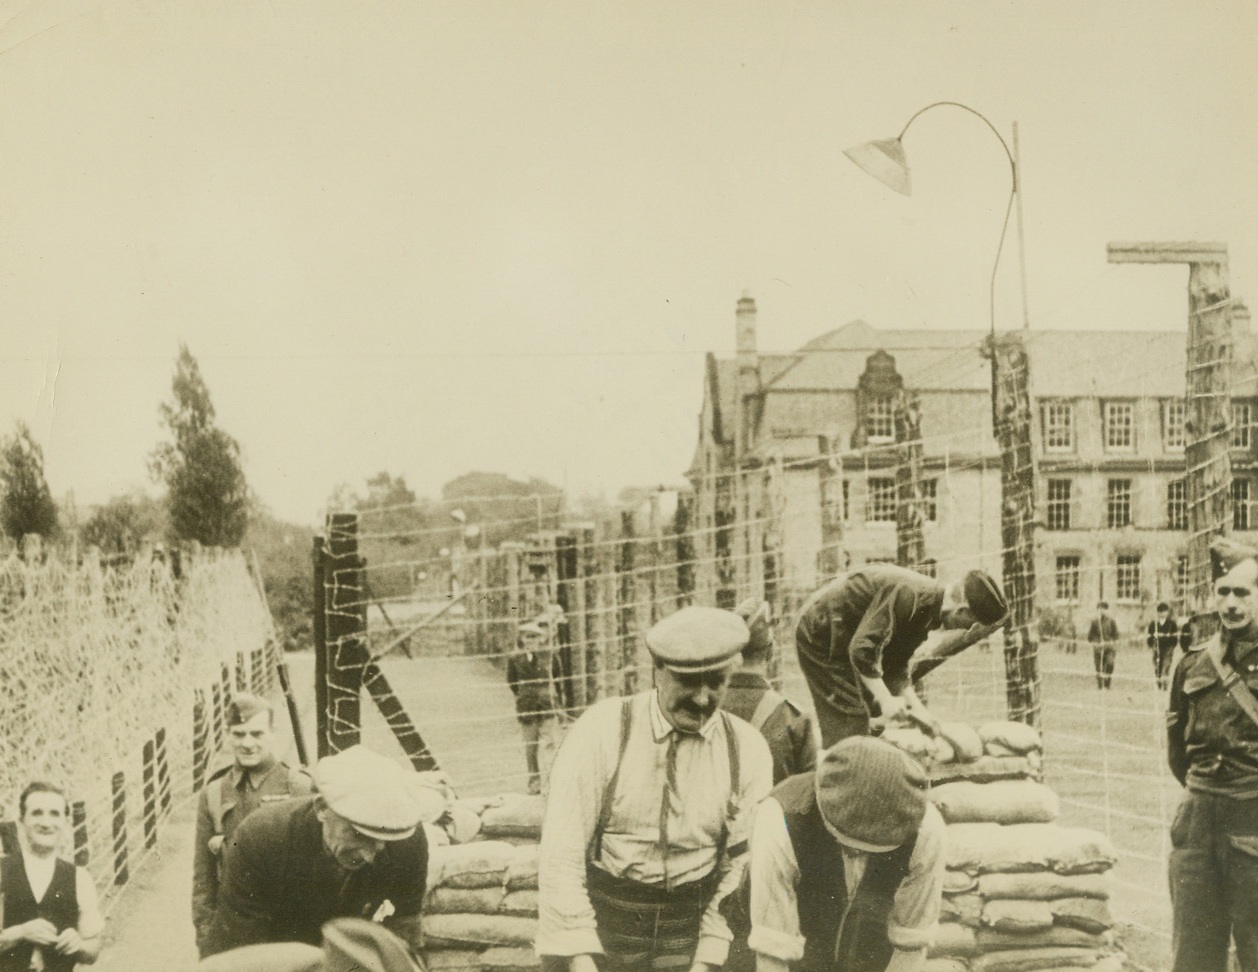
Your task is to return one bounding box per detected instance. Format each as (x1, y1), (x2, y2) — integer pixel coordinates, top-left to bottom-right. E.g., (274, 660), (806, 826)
(734, 597), (774, 657)
(194, 919), (421, 972)
(963, 570), (1008, 626)
(1210, 537), (1258, 580)
(226, 693), (273, 727)
(517, 621), (546, 637)
(815, 737), (928, 853)
(645, 606), (748, 673)
(314, 746), (433, 841)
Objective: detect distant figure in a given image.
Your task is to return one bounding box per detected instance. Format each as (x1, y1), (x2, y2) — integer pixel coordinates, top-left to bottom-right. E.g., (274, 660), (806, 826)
(722, 599), (817, 784)
(507, 621), (563, 794)
(1146, 602), (1179, 691)
(1087, 602), (1120, 690)
(0, 782), (104, 971)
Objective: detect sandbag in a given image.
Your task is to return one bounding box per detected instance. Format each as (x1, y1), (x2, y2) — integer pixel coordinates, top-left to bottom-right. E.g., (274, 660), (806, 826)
(423, 914), (538, 949)
(1050, 897), (1113, 934)
(929, 922), (978, 958)
(933, 737), (957, 764)
(970, 947), (1100, 972)
(447, 802), (484, 844)
(944, 870), (979, 895)
(1047, 830), (1117, 875)
(479, 947), (541, 972)
(881, 727), (939, 764)
(982, 899), (1053, 934)
(931, 781), (1059, 826)
(940, 893), (984, 928)
(505, 845), (540, 891)
(427, 887), (507, 914)
(939, 722), (985, 761)
(932, 756), (1038, 785)
(978, 721), (1042, 755)
(946, 824), (1054, 873)
(426, 951), (484, 972)
(977, 872), (1108, 901)
(433, 841), (519, 889)
(481, 795), (546, 839)
(975, 927), (1108, 953)
(500, 890), (539, 916)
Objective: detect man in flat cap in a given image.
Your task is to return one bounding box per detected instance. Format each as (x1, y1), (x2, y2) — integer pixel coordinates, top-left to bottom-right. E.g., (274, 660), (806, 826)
(202, 745), (435, 958)
(740, 737), (945, 972)
(1166, 538), (1258, 972)
(538, 605), (773, 972)
(721, 600), (817, 785)
(193, 694), (314, 957)
(794, 564), (1007, 748)
(508, 621), (564, 794)
(1086, 602), (1121, 690)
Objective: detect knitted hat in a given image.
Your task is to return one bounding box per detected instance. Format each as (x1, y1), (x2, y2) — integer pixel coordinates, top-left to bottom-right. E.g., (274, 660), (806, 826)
(1210, 537), (1258, 580)
(645, 606), (748, 673)
(322, 918), (423, 972)
(196, 942), (322, 972)
(963, 570), (1008, 626)
(815, 737), (928, 853)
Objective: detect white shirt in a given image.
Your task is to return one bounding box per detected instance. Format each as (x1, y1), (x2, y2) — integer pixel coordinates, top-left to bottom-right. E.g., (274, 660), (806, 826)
(537, 691), (773, 964)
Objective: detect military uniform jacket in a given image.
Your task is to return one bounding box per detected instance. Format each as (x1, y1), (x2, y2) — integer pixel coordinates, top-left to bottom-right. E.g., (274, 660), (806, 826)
(721, 671), (817, 785)
(1167, 631), (1258, 797)
(192, 760), (314, 949)
(202, 795), (428, 956)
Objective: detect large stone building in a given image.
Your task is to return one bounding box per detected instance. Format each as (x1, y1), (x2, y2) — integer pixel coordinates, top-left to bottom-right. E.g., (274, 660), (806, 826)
(687, 296), (1257, 634)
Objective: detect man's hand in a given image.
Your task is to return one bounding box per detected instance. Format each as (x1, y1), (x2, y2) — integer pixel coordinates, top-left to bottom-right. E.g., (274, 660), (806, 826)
(208, 835), (225, 855)
(12, 919), (58, 947)
(569, 955), (600, 972)
(53, 928), (86, 957)
(877, 695), (909, 722)
(904, 700), (943, 737)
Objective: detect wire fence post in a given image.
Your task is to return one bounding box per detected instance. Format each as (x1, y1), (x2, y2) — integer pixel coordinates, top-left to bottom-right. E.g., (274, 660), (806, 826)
(323, 512), (367, 754)
(715, 471), (737, 609)
(989, 332), (1041, 727)
(618, 510), (639, 696)
(817, 434), (845, 585)
(894, 391), (927, 572)
(674, 491), (696, 608)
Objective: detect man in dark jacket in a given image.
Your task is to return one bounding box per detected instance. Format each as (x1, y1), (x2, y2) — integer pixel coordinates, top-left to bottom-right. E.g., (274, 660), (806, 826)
(1146, 602), (1179, 691)
(1087, 602), (1120, 690)
(722, 600), (816, 784)
(1166, 539), (1258, 972)
(507, 621), (563, 794)
(203, 746), (434, 957)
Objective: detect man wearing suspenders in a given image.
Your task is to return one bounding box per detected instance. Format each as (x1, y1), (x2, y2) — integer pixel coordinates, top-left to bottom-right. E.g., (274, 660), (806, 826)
(537, 606), (773, 972)
(722, 600), (816, 784)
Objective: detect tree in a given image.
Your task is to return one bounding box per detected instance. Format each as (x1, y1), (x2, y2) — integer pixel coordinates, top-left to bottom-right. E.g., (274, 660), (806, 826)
(0, 421), (59, 542)
(245, 503), (315, 652)
(150, 345), (248, 547)
(81, 492), (167, 556)
(441, 471), (564, 546)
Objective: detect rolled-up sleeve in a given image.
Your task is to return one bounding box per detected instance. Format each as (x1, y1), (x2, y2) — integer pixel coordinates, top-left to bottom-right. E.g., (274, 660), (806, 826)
(746, 797), (804, 963)
(886, 804), (946, 951)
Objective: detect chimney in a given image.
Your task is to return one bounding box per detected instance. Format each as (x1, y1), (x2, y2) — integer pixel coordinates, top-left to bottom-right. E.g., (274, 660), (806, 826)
(736, 293), (758, 374)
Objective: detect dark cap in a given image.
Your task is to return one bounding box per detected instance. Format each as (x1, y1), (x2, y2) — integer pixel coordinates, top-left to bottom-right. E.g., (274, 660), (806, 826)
(226, 694), (273, 727)
(963, 570), (1008, 626)
(815, 737), (928, 852)
(1210, 537), (1258, 580)
(645, 606), (748, 673)
(1156, 602), (1170, 612)
(734, 598), (773, 657)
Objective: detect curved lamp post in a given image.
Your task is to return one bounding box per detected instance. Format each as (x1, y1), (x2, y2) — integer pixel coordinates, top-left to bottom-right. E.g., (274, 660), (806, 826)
(844, 101), (1029, 333)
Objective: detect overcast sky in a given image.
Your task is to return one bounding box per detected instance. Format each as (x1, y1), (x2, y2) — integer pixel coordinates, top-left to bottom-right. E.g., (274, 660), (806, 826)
(1, 0), (1254, 526)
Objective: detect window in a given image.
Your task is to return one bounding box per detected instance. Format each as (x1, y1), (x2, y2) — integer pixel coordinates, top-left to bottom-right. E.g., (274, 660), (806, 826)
(1175, 556), (1190, 599)
(1233, 402), (1254, 450)
(1043, 401), (1074, 452)
(1167, 480), (1188, 530)
(867, 477), (896, 522)
(1164, 399), (1186, 452)
(1107, 479), (1132, 528)
(1055, 556), (1081, 603)
(1235, 478), (1253, 531)
(866, 396), (894, 443)
(1104, 401), (1135, 452)
(1116, 554), (1142, 602)
(1046, 479), (1072, 531)
(921, 480), (938, 522)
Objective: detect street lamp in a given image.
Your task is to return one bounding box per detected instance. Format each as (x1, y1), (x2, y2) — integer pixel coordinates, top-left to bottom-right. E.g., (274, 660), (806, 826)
(844, 101), (1029, 333)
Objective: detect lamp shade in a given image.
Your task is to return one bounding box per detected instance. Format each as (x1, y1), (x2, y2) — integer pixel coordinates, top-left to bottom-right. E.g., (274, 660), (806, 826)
(843, 137), (911, 196)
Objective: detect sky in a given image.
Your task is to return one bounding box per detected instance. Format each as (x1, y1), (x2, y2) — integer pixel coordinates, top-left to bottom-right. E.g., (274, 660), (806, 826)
(1, 0), (1255, 526)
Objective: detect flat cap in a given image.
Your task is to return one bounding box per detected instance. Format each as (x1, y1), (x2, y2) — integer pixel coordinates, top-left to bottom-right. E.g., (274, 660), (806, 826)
(963, 570), (1008, 626)
(226, 693), (272, 727)
(815, 737), (928, 853)
(645, 606), (748, 673)
(314, 746), (425, 841)
(1211, 537), (1258, 579)
(322, 918), (423, 972)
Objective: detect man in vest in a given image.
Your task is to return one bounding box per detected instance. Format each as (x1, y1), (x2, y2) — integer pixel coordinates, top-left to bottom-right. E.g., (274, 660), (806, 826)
(193, 694), (314, 957)
(795, 565), (1007, 748)
(745, 737), (945, 972)
(537, 606), (773, 972)
(0, 782), (104, 971)
(1166, 538), (1258, 972)
(722, 600), (816, 784)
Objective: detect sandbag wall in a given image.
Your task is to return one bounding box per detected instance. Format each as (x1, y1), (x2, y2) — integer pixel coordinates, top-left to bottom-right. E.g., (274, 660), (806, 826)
(897, 721), (1125, 972)
(422, 794), (545, 972)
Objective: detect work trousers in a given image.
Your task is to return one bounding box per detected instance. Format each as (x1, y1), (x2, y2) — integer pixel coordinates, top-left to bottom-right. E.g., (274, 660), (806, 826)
(1092, 645), (1115, 689)
(1169, 789), (1258, 972)
(519, 715), (556, 794)
(1153, 645), (1176, 691)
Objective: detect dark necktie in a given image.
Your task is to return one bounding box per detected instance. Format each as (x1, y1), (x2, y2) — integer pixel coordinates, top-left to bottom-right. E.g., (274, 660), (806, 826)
(659, 731), (681, 889)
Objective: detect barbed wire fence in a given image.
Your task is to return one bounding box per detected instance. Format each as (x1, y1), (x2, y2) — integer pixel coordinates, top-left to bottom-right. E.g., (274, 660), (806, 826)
(0, 546), (275, 914)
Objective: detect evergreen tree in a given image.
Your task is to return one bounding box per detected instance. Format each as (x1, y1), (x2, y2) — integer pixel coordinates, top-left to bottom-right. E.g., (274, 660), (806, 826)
(150, 345), (248, 547)
(0, 421), (59, 541)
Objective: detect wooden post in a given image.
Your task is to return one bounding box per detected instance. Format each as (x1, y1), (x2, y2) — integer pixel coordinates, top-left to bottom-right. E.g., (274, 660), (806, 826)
(894, 391), (927, 572)
(674, 492), (696, 608)
(155, 727), (171, 812)
(617, 510), (639, 695)
(1108, 242), (1233, 639)
(597, 541), (617, 700)
(362, 662), (439, 771)
(714, 471), (737, 609)
(555, 531), (578, 715)
(312, 535), (330, 758)
(570, 524), (595, 712)
(989, 332), (1041, 727)
(817, 435), (845, 584)
(72, 800), (88, 867)
(192, 693), (209, 790)
(323, 513), (368, 754)
(647, 493), (663, 624)
(111, 771), (128, 885)
(142, 738), (158, 849)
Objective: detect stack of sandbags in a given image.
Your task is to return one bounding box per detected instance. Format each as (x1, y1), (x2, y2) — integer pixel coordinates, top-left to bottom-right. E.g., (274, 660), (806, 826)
(422, 793), (544, 972)
(904, 722), (1124, 972)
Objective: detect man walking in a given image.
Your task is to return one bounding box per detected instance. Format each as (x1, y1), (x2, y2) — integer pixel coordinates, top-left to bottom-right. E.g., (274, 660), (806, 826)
(507, 621), (563, 794)
(537, 605), (773, 972)
(1146, 602), (1179, 692)
(1087, 602), (1120, 690)
(1166, 538), (1258, 972)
